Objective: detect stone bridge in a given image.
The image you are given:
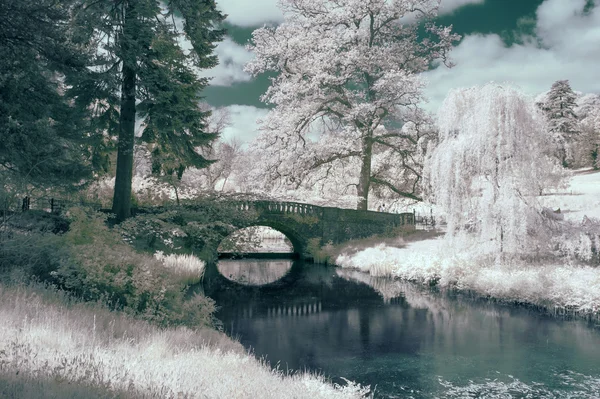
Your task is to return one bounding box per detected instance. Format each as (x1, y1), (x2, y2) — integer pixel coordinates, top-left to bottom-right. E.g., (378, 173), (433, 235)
(219, 200), (415, 258)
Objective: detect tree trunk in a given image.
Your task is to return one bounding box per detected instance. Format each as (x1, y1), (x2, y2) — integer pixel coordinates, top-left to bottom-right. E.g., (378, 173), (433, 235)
(112, 2), (138, 222)
(356, 135), (373, 210)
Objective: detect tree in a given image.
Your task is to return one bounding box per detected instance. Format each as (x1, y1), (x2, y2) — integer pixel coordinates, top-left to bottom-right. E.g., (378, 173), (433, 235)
(539, 80), (579, 167)
(182, 106), (240, 192)
(245, 0), (459, 210)
(426, 84), (566, 254)
(575, 93), (600, 169)
(194, 138), (242, 191)
(168, 108), (242, 196)
(0, 0), (98, 190)
(71, 0), (225, 220)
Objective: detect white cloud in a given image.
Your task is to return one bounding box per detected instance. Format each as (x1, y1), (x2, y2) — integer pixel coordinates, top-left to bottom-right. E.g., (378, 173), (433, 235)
(218, 0), (480, 27)
(439, 0), (484, 14)
(422, 0), (600, 113)
(221, 105), (270, 144)
(218, 0), (283, 27)
(199, 37), (254, 86)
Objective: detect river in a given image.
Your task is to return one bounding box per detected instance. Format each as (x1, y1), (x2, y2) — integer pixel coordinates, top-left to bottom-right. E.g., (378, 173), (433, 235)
(206, 258), (600, 398)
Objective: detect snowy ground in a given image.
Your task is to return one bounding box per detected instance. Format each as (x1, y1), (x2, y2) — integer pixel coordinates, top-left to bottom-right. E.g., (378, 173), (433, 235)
(540, 169), (600, 221)
(335, 170), (600, 316)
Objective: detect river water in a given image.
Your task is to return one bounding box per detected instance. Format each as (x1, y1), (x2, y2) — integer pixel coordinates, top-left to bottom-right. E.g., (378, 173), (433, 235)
(208, 258), (600, 398)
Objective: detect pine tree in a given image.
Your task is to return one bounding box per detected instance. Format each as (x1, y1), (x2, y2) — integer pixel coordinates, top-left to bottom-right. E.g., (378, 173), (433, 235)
(540, 80), (579, 167)
(70, 1), (225, 220)
(0, 0), (98, 189)
(575, 93), (600, 169)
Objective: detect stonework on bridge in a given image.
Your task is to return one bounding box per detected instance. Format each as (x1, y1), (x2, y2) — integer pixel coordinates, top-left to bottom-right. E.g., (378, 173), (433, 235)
(224, 200), (415, 257)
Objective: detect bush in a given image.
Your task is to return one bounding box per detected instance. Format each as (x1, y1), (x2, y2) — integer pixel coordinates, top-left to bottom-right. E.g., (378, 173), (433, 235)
(1, 207), (217, 329)
(51, 208), (216, 328)
(0, 231), (66, 283)
(117, 198), (262, 262)
(154, 251), (206, 285)
(552, 217), (600, 265)
(306, 238), (335, 264)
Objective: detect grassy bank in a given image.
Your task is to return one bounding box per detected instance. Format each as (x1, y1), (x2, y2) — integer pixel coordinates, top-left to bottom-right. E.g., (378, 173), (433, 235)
(334, 171), (600, 319)
(0, 207), (369, 398)
(335, 239), (600, 318)
(0, 282), (370, 398)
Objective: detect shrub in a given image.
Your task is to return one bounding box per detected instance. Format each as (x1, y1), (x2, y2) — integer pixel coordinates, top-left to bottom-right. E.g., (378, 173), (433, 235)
(554, 217), (600, 265)
(154, 251), (206, 285)
(0, 207), (217, 328)
(306, 238), (335, 264)
(0, 231), (66, 283)
(49, 208), (217, 328)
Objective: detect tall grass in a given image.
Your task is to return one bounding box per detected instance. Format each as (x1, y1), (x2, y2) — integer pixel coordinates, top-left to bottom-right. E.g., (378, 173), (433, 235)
(336, 240), (600, 318)
(0, 282), (370, 399)
(154, 251), (206, 285)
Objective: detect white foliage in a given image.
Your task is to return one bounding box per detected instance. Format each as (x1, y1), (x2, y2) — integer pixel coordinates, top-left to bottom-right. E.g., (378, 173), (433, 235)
(154, 251), (206, 278)
(574, 93), (600, 168)
(0, 284), (370, 399)
(426, 83), (565, 253)
(538, 80), (580, 167)
(245, 0), (458, 207)
(335, 241), (600, 314)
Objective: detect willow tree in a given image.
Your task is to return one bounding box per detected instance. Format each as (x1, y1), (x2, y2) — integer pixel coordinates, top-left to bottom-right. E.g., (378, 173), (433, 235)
(426, 84), (565, 254)
(71, 0), (225, 220)
(245, 0), (458, 210)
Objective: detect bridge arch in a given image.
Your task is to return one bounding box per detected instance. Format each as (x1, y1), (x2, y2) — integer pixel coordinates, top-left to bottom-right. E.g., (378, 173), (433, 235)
(216, 223), (307, 256)
(202, 258), (305, 296)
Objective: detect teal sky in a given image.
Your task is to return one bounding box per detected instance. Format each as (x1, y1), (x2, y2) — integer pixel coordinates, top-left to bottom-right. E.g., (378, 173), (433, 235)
(202, 0), (600, 142)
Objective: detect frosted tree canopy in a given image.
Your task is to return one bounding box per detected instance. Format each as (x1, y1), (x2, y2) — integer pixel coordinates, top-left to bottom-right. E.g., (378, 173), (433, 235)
(245, 0), (459, 209)
(426, 84), (566, 254)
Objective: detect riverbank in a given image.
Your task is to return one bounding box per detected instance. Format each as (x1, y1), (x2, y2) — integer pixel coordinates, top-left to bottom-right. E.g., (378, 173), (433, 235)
(0, 281), (369, 398)
(334, 170), (600, 320)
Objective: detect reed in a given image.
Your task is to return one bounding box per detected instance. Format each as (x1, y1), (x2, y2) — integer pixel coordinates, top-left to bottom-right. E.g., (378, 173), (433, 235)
(0, 282), (370, 399)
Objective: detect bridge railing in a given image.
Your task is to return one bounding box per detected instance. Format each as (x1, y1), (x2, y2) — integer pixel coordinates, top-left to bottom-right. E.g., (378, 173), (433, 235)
(233, 200), (325, 217)
(231, 200), (416, 227)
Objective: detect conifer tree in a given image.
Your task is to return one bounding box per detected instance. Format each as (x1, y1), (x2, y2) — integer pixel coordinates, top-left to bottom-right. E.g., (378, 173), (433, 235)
(71, 0), (225, 220)
(0, 0), (97, 189)
(539, 80), (579, 167)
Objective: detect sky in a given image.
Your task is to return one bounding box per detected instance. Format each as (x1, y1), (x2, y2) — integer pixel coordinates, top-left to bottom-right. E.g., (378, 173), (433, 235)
(201, 0), (600, 144)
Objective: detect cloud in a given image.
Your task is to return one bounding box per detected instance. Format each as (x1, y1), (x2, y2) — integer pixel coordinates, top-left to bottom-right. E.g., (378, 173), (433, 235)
(220, 105), (270, 144)
(218, 0), (481, 28)
(218, 0), (283, 27)
(202, 1), (486, 89)
(198, 37), (254, 86)
(421, 0), (600, 113)
(439, 0), (484, 14)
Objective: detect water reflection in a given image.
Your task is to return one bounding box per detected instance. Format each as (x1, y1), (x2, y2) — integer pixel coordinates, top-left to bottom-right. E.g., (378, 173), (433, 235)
(218, 226), (293, 253)
(211, 259), (600, 399)
(217, 259), (293, 285)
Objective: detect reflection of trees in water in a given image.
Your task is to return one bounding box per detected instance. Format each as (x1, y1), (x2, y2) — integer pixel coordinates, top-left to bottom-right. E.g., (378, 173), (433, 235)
(218, 259), (293, 285)
(213, 264), (600, 397)
(335, 268), (600, 383)
(219, 226), (293, 253)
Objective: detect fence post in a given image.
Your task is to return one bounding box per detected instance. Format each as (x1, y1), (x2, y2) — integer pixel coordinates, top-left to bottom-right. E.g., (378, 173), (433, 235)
(22, 196), (30, 211)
